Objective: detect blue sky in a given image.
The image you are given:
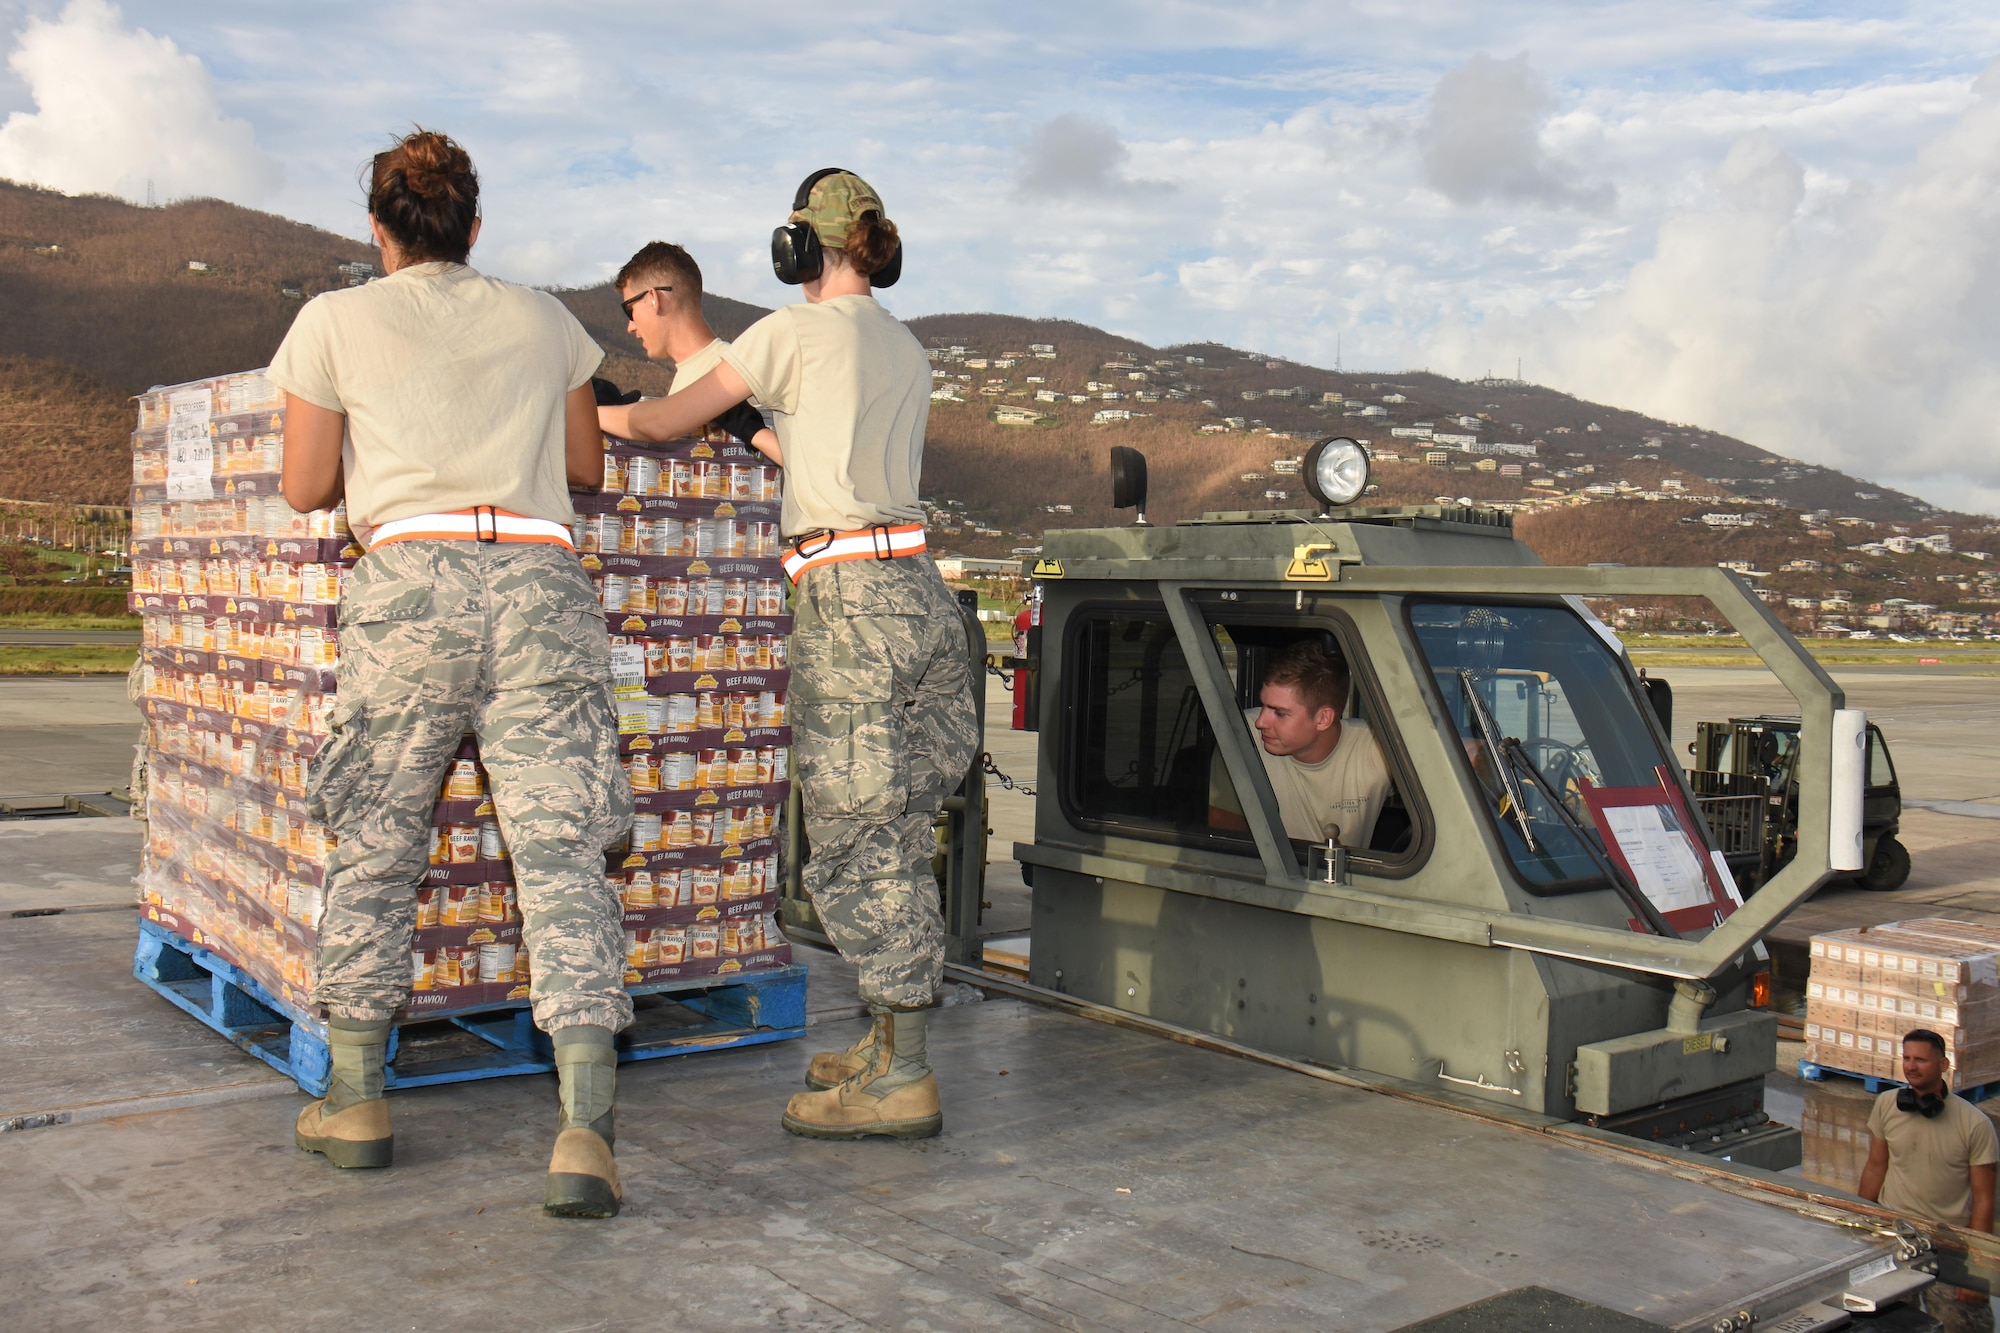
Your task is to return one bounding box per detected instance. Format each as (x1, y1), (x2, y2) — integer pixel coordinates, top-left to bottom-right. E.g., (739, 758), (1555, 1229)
(3, 1), (1999, 513)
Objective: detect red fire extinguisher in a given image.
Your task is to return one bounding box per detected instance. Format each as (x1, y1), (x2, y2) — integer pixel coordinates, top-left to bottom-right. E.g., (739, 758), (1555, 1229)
(1011, 599), (1040, 731)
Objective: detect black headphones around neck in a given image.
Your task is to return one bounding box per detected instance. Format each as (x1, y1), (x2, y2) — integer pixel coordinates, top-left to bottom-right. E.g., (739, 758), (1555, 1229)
(770, 167), (902, 289)
(1898, 1086), (1947, 1117)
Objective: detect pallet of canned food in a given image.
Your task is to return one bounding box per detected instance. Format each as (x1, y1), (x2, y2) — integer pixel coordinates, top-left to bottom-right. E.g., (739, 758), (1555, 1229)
(127, 368), (798, 1089)
(578, 433), (795, 983)
(1802, 918), (2000, 1092)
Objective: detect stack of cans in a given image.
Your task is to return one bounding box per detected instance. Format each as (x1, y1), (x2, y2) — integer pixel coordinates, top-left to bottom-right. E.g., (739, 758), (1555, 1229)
(130, 369), (792, 1022)
(576, 434), (795, 986)
(130, 370), (359, 1012)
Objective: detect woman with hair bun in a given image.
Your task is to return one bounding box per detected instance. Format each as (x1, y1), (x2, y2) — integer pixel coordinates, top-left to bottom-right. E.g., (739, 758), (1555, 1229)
(271, 128), (631, 1218)
(604, 169), (977, 1143)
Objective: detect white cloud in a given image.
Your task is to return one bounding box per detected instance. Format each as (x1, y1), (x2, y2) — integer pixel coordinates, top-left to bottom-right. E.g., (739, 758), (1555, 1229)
(1436, 59), (2000, 514)
(5, 2), (2000, 509)
(0, 0), (278, 203)
(1019, 114), (1171, 197)
(1418, 54), (1613, 211)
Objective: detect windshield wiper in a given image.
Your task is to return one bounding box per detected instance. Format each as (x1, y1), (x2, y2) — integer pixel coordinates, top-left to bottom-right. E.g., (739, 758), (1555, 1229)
(1459, 671), (1537, 852)
(1458, 671), (1679, 939)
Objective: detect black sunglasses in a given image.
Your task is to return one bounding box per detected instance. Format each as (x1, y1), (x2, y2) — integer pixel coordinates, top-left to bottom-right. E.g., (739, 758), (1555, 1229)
(619, 285), (672, 318)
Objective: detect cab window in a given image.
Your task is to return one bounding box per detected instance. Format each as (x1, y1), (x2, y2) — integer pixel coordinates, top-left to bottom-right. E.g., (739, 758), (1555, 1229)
(1200, 618), (1420, 863)
(1867, 725), (1897, 790)
(1062, 609), (1247, 847)
(1060, 603), (1422, 870)
(1408, 599), (1693, 894)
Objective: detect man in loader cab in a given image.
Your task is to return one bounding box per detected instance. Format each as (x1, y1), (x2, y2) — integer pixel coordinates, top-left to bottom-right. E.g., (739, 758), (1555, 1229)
(1209, 639), (1394, 850)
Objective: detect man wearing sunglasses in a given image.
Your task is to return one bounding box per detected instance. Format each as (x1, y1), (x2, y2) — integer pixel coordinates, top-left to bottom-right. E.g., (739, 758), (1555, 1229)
(605, 242), (776, 459)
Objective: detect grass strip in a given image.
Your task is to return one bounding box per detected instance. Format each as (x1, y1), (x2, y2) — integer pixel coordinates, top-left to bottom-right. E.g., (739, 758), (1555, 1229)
(0, 646), (138, 675)
(0, 613), (143, 630)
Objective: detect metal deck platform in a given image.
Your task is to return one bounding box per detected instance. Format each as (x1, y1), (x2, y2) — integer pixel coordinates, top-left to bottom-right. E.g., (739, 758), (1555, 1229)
(0, 886), (1910, 1332)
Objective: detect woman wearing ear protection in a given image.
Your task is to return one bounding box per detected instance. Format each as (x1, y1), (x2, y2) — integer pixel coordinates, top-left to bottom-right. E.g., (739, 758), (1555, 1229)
(602, 169), (977, 1141)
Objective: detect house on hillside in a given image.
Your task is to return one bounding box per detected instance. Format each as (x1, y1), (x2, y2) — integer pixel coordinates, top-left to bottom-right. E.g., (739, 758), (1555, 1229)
(1029, 344), (1056, 358)
(991, 404), (1049, 427)
(1092, 408), (1133, 424)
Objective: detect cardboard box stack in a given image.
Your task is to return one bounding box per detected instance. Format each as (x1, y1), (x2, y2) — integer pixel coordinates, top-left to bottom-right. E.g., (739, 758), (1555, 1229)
(1804, 917), (2000, 1088)
(130, 369), (790, 1024)
(1797, 1087), (1875, 1189)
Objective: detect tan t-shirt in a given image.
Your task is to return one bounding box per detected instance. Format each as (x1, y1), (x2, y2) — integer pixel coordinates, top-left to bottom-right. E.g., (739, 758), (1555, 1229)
(267, 262), (602, 535)
(1868, 1089), (2000, 1225)
(717, 295), (928, 537)
(1212, 714), (1393, 848)
(669, 338), (728, 394)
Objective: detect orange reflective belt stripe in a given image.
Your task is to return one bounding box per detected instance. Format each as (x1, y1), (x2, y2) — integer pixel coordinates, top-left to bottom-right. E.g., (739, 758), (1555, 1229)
(781, 524), (927, 582)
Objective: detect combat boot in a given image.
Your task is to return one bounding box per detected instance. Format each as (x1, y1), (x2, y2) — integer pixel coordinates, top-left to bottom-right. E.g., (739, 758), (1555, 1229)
(803, 1019), (882, 1090)
(543, 1025), (621, 1219)
(295, 1017), (394, 1169)
(782, 1008), (941, 1140)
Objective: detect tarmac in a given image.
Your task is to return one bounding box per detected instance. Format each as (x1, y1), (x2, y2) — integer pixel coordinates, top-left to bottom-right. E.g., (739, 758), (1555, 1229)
(2, 666), (1998, 1327)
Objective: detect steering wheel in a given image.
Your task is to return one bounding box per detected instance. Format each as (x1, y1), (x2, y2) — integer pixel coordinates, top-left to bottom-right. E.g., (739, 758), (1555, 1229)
(1517, 738), (1595, 804)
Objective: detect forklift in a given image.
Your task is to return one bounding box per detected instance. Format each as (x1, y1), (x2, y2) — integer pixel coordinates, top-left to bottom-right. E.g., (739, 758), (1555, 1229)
(1688, 715), (1909, 892)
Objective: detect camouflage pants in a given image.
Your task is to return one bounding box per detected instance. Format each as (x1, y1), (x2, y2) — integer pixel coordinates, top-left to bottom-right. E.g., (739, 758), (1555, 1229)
(1924, 1285), (1997, 1333)
(791, 555), (980, 1011)
(308, 541), (634, 1033)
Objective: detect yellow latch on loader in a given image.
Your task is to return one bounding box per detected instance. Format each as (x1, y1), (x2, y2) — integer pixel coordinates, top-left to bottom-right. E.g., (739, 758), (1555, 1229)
(1285, 543), (1337, 581)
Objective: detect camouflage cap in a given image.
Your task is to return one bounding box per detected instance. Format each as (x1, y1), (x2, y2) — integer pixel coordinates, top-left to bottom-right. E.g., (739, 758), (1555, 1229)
(791, 171), (887, 249)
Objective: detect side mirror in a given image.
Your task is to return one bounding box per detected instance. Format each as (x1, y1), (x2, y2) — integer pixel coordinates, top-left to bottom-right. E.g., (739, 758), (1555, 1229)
(1110, 446), (1150, 527)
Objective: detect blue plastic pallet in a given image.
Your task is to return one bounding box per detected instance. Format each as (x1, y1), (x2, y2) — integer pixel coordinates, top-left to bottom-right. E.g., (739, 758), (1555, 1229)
(1796, 1058), (2000, 1104)
(133, 918), (807, 1097)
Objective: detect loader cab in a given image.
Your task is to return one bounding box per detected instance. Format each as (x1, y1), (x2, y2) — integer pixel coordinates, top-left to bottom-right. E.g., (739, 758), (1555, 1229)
(1004, 439), (1855, 1168)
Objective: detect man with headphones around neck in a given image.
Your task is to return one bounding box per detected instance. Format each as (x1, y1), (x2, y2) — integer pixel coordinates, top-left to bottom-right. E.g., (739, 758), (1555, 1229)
(601, 169), (977, 1141)
(1860, 1029), (1999, 1328)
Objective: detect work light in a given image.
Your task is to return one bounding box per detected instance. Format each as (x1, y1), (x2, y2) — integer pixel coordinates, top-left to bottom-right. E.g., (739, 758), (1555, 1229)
(1302, 437), (1370, 511)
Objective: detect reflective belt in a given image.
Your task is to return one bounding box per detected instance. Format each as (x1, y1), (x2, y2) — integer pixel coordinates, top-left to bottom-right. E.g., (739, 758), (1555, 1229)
(781, 523), (927, 583)
(368, 506), (576, 552)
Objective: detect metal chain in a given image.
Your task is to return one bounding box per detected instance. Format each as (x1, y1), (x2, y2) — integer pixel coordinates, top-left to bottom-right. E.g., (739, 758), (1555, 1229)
(981, 752), (1036, 797)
